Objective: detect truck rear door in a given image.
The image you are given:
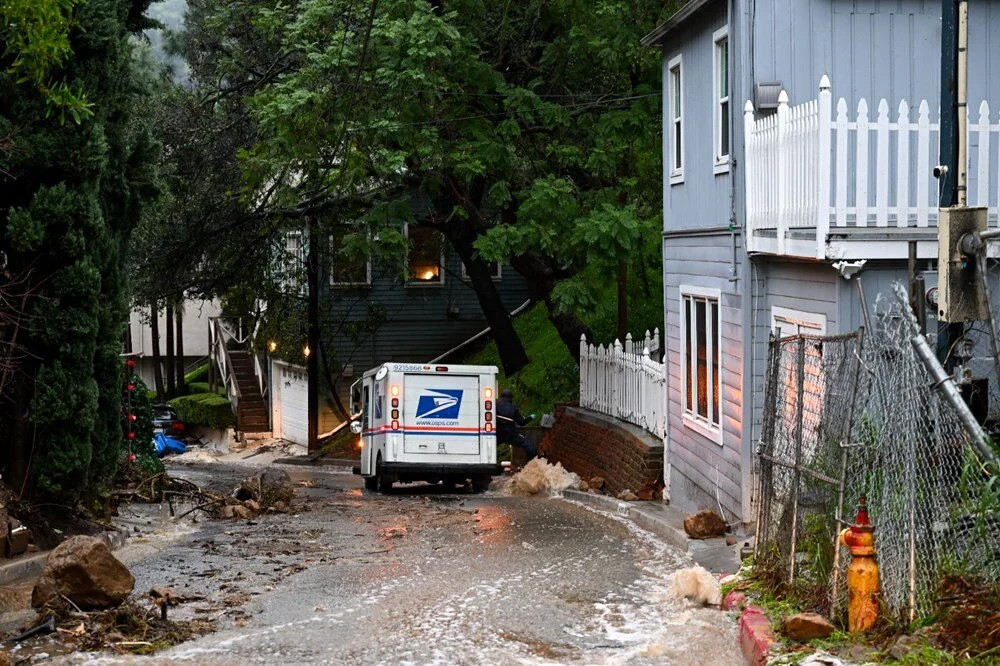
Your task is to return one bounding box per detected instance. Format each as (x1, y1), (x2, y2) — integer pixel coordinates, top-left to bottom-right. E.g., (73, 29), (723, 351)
(403, 373), (481, 456)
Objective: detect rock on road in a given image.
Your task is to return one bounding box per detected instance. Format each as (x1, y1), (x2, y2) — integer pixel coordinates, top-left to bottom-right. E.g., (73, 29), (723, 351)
(97, 462), (740, 665)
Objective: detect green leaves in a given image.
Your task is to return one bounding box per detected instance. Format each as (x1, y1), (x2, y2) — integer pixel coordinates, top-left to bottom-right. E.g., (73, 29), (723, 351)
(0, 0), (94, 123)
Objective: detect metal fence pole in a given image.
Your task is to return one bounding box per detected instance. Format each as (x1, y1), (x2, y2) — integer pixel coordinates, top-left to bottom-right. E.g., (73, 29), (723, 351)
(831, 327), (866, 615)
(788, 336), (806, 583)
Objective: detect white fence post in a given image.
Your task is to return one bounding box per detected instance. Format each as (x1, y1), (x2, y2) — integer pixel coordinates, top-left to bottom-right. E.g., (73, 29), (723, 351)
(816, 76), (831, 259)
(896, 100), (910, 228)
(776, 91), (790, 254)
(856, 98), (870, 227)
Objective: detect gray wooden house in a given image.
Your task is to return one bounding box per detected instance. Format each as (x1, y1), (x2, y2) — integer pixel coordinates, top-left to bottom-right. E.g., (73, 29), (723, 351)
(644, 0), (1000, 523)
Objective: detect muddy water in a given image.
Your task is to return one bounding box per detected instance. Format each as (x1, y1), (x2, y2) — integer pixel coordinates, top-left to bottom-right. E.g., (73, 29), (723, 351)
(31, 462), (738, 665)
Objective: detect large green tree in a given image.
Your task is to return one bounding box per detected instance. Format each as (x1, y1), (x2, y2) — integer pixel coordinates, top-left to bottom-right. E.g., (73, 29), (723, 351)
(0, 0), (159, 502)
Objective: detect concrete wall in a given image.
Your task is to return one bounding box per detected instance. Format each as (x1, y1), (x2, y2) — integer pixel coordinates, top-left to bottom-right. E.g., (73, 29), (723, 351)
(541, 405), (664, 500)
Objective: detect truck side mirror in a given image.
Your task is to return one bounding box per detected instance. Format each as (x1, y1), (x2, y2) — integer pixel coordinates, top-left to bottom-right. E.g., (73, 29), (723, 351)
(349, 420), (363, 435)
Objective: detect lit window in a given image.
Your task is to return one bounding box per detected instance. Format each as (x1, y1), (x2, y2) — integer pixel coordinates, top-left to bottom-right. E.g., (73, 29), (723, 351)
(681, 286), (721, 441)
(461, 260), (501, 281)
(668, 54), (683, 183)
(329, 226), (370, 286)
(407, 225), (444, 284)
(713, 27), (730, 173)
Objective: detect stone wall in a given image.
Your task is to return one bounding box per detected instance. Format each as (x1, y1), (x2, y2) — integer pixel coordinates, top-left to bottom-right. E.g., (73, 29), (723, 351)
(539, 404), (664, 499)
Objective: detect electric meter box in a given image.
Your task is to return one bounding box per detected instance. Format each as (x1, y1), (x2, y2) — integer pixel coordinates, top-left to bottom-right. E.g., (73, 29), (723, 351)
(937, 206), (989, 323)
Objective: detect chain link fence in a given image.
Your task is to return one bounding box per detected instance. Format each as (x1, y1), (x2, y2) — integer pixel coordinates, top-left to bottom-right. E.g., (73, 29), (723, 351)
(755, 283), (1000, 624)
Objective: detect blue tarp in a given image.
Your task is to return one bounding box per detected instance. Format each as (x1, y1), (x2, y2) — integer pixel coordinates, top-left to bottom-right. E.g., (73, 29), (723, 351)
(153, 432), (187, 457)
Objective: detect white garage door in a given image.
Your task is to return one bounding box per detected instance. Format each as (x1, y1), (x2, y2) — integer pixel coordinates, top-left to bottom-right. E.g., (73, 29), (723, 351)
(280, 365), (309, 446)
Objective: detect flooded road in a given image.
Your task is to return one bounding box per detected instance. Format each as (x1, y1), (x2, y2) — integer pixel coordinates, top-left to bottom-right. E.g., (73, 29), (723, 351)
(82, 461), (740, 665)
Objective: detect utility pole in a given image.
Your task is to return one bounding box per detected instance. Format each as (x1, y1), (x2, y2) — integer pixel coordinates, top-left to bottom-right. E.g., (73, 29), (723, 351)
(936, 0), (967, 364)
(306, 216), (320, 453)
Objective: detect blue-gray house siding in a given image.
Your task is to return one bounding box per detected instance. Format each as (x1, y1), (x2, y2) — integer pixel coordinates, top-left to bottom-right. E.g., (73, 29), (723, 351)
(651, 0), (1000, 525)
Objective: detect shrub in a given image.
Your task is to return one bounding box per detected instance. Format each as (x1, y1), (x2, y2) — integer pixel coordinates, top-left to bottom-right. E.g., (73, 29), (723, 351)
(169, 392), (235, 429)
(185, 381), (224, 396)
(121, 375), (162, 479)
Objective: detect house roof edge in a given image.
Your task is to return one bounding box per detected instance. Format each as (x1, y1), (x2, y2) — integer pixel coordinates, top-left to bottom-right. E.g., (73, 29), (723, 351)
(641, 0), (721, 47)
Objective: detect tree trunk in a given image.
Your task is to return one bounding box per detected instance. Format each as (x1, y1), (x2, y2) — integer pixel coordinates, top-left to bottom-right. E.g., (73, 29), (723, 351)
(616, 261), (628, 342)
(175, 302), (186, 394)
(307, 217), (320, 452)
(447, 231), (529, 375)
(165, 303), (175, 398)
(150, 301), (165, 398)
(511, 252), (592, 363)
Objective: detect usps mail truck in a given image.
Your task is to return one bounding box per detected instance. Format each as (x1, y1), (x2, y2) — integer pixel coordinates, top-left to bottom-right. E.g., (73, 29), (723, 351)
(350, 363), (501, 492)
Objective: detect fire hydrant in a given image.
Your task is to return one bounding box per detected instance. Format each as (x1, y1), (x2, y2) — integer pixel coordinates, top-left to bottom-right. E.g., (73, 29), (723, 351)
(839, 495), (879, 632)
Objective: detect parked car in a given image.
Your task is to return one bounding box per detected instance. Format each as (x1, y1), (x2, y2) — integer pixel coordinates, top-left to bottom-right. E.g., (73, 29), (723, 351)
(152, 403), (185, 437)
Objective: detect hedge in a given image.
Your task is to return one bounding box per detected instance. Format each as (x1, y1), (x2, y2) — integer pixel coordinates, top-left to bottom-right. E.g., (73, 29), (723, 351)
(186, 381), (224, 396)
(169, 392), (235, 429)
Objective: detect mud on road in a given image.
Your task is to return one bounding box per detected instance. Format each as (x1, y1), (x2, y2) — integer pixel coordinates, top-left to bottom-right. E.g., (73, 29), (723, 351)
(41, 460), (739, 665)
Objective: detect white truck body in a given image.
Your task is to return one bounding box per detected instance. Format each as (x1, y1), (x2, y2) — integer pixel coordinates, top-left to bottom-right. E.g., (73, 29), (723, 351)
(351, 363), (500, 490)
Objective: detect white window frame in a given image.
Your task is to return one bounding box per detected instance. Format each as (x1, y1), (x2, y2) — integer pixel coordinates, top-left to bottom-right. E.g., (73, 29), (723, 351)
(713, 26), (730, 174)
(668, 54), (684, 185)
(328, 229), (372, 288)
(283, 230), (306, 296)
(461, 260), (502, 281)
(679, 285), (723, 444)
(770, 306), (827, 337)
(404, 222), (446, 287)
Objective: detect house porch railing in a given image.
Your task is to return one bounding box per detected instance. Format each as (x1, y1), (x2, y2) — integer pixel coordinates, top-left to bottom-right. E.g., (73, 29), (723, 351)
(744, 76), (1000, 259)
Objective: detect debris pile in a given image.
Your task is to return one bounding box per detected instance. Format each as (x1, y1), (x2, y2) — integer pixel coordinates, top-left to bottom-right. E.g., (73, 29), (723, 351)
(507, 458), (581, 496)
(668, 565), (722, 606)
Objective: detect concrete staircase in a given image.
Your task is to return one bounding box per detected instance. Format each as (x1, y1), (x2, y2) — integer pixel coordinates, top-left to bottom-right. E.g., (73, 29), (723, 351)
(229, 351), (269, 432)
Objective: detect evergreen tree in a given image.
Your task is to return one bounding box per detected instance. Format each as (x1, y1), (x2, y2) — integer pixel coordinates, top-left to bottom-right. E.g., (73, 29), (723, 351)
(0, 0), (159, 502)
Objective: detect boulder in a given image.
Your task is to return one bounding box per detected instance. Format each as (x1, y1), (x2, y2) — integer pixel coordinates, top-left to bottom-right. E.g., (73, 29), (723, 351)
(31, 536), (134, 610)
(782, 612), (835, 641)
(683, 510), (727, 539)
(617, 490), (638, 501)
(589, 477), (605, 491)
(243, 499), (262, 513)
(221, 504), (253, 520)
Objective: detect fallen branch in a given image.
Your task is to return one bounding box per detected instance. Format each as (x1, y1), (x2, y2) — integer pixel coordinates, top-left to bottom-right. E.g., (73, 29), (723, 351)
(173, 497), (223, 521)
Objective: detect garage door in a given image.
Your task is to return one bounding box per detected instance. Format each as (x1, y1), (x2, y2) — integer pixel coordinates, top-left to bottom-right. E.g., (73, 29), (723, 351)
(280, 365), (308, 445)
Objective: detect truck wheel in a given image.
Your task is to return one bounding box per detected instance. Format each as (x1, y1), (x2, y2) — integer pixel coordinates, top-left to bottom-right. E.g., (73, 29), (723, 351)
(363, 475), (378, 491)
(440, 478), (456, 492)
(472, 476), (491, 493)
(376, 455), (393, 493)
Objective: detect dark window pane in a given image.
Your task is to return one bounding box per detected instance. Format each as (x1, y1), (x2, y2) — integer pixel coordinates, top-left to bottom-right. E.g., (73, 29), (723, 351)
(674, 122), (682, 170)
(408, 226), (444, 283)
(721, 101), (730, 158)
(685, 297), (693, 412)
(696, 298), (707, 418)
(712, 301), (720, 425)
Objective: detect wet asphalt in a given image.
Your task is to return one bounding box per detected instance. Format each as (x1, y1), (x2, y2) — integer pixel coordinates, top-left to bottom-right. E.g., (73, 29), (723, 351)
(72, 461), (741, 665)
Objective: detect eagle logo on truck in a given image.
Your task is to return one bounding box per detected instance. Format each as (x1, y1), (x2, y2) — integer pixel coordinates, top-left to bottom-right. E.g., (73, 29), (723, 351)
(415, 389), (463, 420)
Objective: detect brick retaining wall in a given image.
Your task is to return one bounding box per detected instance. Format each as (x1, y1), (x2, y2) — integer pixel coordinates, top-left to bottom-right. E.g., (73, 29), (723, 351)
(539, 404), (664, 499)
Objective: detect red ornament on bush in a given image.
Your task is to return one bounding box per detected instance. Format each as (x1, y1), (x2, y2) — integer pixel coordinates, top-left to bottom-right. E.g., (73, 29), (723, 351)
(126, 359), (136, 368)
(128, 454), (136, 462)
(128, 431), (135, 440)
(127, 383), (135, 391)
(128, 413), (137, 421)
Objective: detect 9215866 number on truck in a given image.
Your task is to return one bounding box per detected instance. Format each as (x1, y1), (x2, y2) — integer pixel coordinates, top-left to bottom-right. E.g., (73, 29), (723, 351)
(350, 363), (501, 493)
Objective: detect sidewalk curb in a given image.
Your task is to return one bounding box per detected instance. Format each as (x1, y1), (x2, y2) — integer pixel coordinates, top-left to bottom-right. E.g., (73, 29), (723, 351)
(0, 529), (128, 587)
(736, 605), (776, 666)
(274, 456), (358, 468)
(561, 490), (689, 550)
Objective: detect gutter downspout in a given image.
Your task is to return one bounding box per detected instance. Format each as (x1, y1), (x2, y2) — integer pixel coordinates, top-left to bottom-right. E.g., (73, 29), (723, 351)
(956, 0), (969, 206)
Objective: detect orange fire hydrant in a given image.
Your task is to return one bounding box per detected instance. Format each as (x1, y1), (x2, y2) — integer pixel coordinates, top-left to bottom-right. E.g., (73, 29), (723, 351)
(839, 495), (879, 632)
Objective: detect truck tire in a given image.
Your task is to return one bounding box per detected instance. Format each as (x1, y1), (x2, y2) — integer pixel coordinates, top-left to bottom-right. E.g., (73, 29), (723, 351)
(472, 476), (491, 493)
(440, 478), (457, 492)
(363, 475), (378, 491)
(376, 455), (393, 493)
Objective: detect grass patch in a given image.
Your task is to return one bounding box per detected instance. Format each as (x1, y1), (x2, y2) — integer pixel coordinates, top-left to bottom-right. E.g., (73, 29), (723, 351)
(184, 362), (211, 384)
(464, 303), (578, 420)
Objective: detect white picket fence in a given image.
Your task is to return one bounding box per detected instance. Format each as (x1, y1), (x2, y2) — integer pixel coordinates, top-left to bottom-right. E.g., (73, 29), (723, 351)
(744, 76), (1000, 259)
(579, 330), (667, 439)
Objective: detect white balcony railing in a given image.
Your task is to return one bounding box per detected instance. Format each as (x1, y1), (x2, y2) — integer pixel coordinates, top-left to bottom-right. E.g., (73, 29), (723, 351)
(744, 76), (1000, 259)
